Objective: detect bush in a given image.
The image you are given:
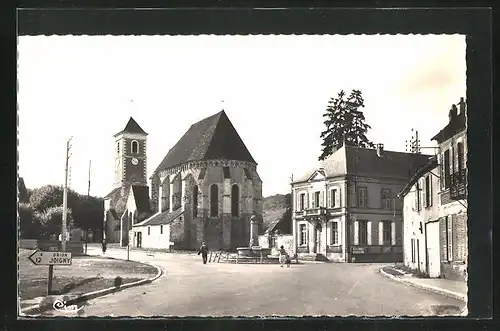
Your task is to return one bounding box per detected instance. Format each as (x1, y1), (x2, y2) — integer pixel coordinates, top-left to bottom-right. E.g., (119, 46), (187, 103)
(38, 206), (73, 240)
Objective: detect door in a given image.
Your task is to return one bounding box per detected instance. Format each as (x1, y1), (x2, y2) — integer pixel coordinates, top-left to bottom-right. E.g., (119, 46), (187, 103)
(315, 228), (321, 253)
(426, 221), (441, 278)
(137, 232), (142, 248)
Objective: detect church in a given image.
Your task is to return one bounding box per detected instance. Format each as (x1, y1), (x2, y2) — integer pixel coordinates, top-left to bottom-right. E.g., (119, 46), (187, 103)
(103, 110), (263, 251)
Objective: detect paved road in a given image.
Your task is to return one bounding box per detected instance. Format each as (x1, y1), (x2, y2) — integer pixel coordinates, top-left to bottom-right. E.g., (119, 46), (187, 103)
(43, 247), (465, 317)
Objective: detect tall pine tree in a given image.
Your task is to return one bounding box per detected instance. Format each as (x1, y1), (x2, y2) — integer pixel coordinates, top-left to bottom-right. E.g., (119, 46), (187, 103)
(319, 89), (375, 160)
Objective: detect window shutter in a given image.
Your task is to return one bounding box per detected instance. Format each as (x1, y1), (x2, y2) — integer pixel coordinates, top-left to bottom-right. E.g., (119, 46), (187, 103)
(320, 191), (324, 207)
(422, 177), (427, 208)
(335, 189), (341, 208)
(311, 193), (316, 208)
(413, 183), (418, 211)
(429, 175), (433, 207)
(327, 189), (332, 208)
(438, 153), (444, 189)
(380, 188), (384, 209)
(305, 193), (309, 209)
(449, 148), (454, 175)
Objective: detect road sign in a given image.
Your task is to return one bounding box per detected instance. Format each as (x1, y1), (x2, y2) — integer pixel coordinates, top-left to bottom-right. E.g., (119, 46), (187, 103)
(28, 250), (72, 266)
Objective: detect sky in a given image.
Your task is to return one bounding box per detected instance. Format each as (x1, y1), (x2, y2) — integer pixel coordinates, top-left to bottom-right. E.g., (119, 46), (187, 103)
(18, 35), (466, 198)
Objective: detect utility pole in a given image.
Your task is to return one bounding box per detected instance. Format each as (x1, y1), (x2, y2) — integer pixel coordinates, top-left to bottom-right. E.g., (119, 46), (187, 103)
(62, 137), (73, 252)
(88, 160), (91, 197)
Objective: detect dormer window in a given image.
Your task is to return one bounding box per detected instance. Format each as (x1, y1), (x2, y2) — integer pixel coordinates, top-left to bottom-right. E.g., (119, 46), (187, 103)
(131, 140), (139, 154)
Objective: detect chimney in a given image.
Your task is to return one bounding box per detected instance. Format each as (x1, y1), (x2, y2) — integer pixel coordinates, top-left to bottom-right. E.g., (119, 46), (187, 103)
(458, 97), (466, 115)
(376, 143), (384, 157)
(448, 104), (458, 122)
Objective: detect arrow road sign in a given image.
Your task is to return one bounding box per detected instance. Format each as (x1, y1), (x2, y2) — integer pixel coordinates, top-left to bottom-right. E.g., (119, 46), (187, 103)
(28, 250), (72, 266)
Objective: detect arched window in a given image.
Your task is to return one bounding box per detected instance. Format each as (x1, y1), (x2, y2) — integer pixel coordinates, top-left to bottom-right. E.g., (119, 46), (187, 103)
(131, 140), (139, 154)
(210, 184), (218, 217)
(193, 185), (199, 218)
(231, 184), (239, 217)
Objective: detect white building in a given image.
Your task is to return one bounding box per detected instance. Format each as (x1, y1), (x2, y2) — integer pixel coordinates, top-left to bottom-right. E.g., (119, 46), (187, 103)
(291, 144), (431, 263)
(399, 157), (441, 277)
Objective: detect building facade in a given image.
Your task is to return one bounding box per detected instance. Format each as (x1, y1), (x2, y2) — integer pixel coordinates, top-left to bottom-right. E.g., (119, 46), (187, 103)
(400, 158), (441, 277)
(130, 110), (263, 251)
(291, 145), (430, 263)
(432, 98), (468, 281)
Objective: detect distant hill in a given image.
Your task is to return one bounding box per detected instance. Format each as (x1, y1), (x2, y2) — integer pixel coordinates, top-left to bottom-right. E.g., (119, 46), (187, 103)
(262, 193), (292, 234)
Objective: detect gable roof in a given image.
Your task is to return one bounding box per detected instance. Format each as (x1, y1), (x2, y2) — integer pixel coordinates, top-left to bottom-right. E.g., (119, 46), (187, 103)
(398, 156), (439, 198)
(114, 117), (148, 137)
(134, 208), (184, 227)
(104, 187), (121, 199)
(293, 146), (347, 183)
(131, 185), (151, 214)
(431, 111), (466, 143)
(153, 110), (256, 174)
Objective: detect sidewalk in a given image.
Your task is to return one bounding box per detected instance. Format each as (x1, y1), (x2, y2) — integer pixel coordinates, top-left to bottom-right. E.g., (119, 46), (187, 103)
(380, 266), (467, 302)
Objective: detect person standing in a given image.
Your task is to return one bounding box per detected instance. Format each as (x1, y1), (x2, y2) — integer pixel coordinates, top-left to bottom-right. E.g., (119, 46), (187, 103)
(198, 242), (209, 264)
(279, 245), (288, 268)
(102, 239), (107, 255)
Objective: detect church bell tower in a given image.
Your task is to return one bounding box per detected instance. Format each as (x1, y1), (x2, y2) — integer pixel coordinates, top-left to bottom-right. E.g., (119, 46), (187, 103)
(113, 117), (148, 189)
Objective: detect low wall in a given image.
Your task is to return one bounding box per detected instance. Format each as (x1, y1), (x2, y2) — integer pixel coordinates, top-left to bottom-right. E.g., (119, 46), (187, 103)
(19, 240), (85, 256)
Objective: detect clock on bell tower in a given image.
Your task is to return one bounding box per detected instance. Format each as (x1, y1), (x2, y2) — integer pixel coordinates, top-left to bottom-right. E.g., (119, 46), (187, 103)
(113, 117), (148, 188)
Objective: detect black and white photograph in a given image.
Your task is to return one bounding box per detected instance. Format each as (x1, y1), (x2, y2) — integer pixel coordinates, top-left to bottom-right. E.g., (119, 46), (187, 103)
(17, 31), (470, 318)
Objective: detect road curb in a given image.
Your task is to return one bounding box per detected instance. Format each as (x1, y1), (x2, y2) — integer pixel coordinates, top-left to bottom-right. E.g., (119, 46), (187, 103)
(20, 261), (163, 316)
(378, 268), (467, 302)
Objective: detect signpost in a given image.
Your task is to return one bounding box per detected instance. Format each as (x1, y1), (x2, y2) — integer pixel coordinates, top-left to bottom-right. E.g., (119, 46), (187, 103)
(28, 250), (72, 295)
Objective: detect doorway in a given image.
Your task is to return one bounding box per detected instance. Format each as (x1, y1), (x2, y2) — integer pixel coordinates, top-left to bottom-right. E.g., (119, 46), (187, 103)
(137, 232), (142, 248)
(315, 227), (322, 253)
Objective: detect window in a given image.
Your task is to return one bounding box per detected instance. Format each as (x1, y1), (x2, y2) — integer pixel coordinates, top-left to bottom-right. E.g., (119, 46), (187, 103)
(413, 181), (421, 211)
(223, 167), (231, 179)
(381, 188), (393, 210)
(299, 224), (307, 246)
(411, 238), (415, 263)
(425, 175), (432, 207)
(300, 193), (305, 210)
(148, 227), (151, 235)
(193, 185), (199, 218)
(160, 225), (163, 234)
(382, 221), (391, 245)
(131, 140), (139, 154)
(330, 222), (339, 245)
(446, 216), (453, 261)
(443, 149), (451, 188)
(457, 142), (465, 172)
(357, 187), (368, 208)
(358, 220), (368, 245)
(330, 189), (337, 208)
(210, 184), (218, 217)
(314, 191), (320, 208)
(231, 184), (239, 217)
(117, 142), (120, 154)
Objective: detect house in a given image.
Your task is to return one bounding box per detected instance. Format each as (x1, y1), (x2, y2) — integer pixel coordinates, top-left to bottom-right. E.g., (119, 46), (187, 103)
(399, 157), (441, 277)
(291, 144), (430, 263)
(130, 110), (263, 250)
(103, 117), (152, 245)
(432, 98), (468, 281)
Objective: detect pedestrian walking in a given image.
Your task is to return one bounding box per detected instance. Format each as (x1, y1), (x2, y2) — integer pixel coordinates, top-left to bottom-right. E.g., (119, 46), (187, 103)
(102, 239), (107, 255)
(198, 242), (209, 264)
(278, 245), (289, 268)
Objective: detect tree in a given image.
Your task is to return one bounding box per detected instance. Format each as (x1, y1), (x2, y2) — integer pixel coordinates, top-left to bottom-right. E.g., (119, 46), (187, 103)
(72, 195), (104, 235)
(38, 206), (74, 240)
(29, 185), (79, 212)
(319, 89), (375, 160)
(18, 202), (41, 239)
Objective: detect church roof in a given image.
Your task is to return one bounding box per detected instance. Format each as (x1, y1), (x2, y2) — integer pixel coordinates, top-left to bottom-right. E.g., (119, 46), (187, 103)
(104, 187), (121, 199)
(134, 208), (185, 227)
(131, 185), (151, 214)
(153, 110), (256, 174)
(114, 117), (148, 137)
